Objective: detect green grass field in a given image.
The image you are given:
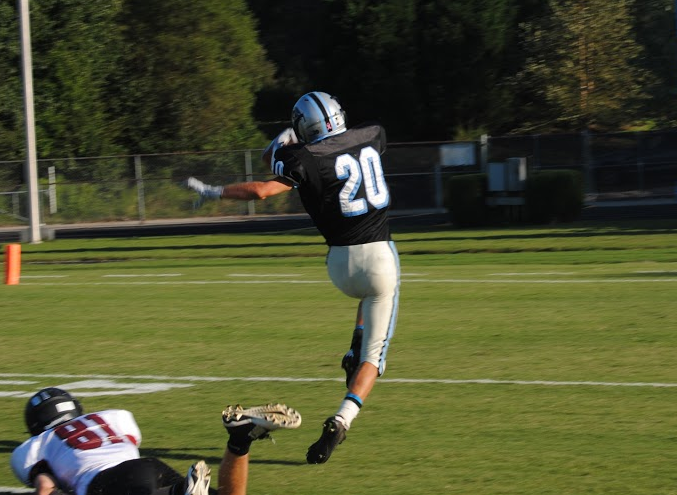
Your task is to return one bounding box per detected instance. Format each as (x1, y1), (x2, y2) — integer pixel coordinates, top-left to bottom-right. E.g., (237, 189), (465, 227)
(2, 219), (677, 494)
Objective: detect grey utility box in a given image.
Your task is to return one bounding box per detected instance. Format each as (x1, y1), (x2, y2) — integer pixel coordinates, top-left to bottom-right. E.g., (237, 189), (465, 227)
(488, 157), (527, 192)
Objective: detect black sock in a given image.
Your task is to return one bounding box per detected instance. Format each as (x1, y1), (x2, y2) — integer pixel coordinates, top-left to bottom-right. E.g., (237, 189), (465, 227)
(227, 437), (253, 456)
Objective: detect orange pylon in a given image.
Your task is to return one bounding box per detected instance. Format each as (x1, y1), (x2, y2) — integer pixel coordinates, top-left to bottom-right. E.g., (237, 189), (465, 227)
(4, 244), (21, 285)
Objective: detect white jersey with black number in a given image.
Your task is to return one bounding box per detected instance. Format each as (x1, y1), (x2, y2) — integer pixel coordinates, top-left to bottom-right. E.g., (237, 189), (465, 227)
(11, 409), (142, 495)
(273, 124), (391, 246)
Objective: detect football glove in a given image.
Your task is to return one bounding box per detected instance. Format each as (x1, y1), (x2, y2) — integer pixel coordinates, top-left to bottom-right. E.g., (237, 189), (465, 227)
(264, 127), (298, 173)
(183, 177), (223, 208)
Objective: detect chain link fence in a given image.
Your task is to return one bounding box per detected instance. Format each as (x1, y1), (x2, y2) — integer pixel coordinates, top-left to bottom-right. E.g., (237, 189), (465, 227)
(2, 129), (677, 226)
(487, 130), (677, 201)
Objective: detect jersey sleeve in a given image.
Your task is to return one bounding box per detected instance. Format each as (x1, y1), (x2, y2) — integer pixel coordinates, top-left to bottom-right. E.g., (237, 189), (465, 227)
(11, 436), (44, 486)
(350, 123), (386, 155)
(102, 409), (142, 446)
(264, 128), (298, 171)
(272, 146), (307, 185)
(378, 125), (387, 155)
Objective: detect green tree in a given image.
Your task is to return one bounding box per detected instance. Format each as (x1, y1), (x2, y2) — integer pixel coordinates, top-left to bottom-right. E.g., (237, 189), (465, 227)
(515, 0), (654, 132)
(246, 0), (330, 137)
(306, 0), (519, 141)
(411, 0), (519, 140)
(633, 0), (677, 128)
(0, 0), (125, 162)
(115, 0), (274, 154)
(318, 0), (419, 140)
(250, 0), (522, 141)
(0, 1), (22, 162)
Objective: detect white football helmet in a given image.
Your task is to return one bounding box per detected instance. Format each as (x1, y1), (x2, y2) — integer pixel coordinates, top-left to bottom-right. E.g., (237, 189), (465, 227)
(291, 91), (347, 143)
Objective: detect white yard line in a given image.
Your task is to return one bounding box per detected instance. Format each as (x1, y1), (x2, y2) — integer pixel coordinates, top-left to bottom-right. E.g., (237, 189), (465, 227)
(405, 278), (677, 283)
(1, 372), (675, 389)
(227, 273), (298, 277)
(16, 280), (331, 285)
(489, 272), (576, 276)
(16, 277), (677, 286)
(102, 273), (182, 277)
(18, 275), (67, 278)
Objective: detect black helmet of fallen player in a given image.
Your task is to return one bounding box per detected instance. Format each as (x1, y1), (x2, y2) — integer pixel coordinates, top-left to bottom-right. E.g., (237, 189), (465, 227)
(25, 387), (83, 436)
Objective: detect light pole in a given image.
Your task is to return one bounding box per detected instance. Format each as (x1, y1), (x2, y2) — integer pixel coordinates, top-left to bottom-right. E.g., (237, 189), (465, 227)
(18, 0), (42, 243)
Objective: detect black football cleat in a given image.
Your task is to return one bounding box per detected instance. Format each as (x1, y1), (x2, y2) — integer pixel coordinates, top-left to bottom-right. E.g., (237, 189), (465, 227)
(306, 416), (347, 464)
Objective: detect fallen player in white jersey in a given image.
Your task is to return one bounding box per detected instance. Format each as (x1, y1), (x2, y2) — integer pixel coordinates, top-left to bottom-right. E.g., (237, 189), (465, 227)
(12, 387), (301, 495)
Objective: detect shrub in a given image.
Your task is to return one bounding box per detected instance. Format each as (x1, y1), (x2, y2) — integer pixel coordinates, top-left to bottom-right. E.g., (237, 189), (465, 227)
(445, 174), (488, 227)
(525, 170), (583, 224)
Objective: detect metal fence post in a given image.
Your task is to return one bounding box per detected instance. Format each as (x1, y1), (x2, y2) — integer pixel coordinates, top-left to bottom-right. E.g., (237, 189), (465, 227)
(480, 134), (489, 173)
(245, 150), (255, 215)
(636, 132), (644, 193)
(581, 130), (595, 195)
(533, 134), (541, 170)
(12, 192), (20, 218)
(134, 155), (146, 222)
(48, 166), (57, 214)
(434, 163), (443, 209)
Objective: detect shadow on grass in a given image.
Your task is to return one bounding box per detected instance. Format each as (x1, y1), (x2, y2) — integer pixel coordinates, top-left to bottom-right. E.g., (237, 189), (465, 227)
(21, 218), (677, 258)
(393, 222), (677, 243)
(26, 239), (326, 256)
(0, 440), (21, 454)
(0, 443), (302, 494)
(140, 447), (305, 467)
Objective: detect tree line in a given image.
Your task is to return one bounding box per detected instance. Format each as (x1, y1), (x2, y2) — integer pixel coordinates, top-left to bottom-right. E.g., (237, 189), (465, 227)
(0, 0), (675, 164)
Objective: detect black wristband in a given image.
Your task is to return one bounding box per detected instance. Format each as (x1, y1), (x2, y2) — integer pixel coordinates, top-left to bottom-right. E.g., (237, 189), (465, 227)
(227, 439), (252, 456)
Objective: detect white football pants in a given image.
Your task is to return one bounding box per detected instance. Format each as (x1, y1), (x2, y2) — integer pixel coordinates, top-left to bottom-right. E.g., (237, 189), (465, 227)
(326, 240), (400, 375)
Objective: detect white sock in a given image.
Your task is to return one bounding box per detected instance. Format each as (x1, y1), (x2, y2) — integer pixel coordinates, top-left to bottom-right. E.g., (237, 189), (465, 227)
(335, 400), (361, 430)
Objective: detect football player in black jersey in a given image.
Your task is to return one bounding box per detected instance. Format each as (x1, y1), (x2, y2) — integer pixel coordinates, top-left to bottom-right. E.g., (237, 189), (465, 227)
(185, 91), (400, 464)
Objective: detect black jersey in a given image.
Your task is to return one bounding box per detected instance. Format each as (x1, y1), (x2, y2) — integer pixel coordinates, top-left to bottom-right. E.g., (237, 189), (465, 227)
(273, 124), (391, 246)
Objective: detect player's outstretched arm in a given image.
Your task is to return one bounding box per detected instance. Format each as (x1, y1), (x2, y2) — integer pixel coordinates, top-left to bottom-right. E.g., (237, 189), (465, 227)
(223, 177), (293, 200)
(184, 176), (293, 203)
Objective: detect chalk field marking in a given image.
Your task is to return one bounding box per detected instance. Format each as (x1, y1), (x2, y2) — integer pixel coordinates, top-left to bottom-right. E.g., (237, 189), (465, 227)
(228, 273), (297, 277)
(16, 273), (677, 286)
(102, 273), (182, 278)
(490, 272), (576, 276)
(18, 280), (331, 286)
(0, 488), (31, 494)
(225, 272), (432, 278)
(18, 273), (429, 282)
(1, 373), (675, 390)
(0, 378), (193, 398)
(406, 278), (677, 284)
(18, 275), (67, 279)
